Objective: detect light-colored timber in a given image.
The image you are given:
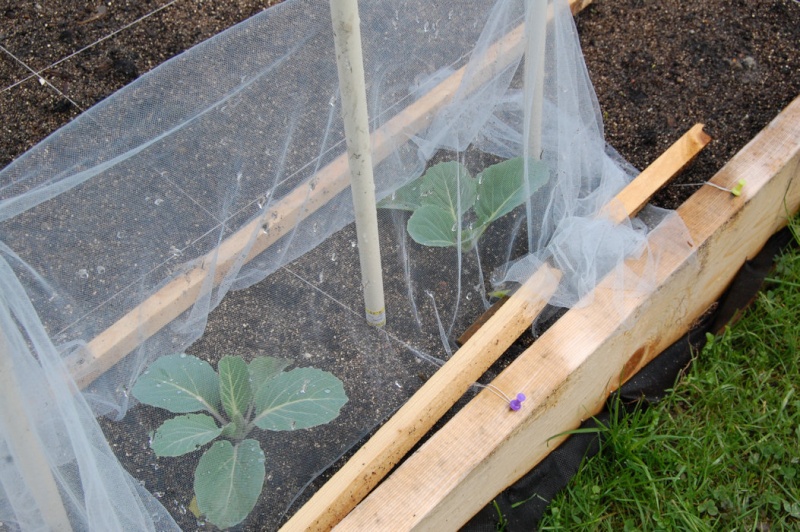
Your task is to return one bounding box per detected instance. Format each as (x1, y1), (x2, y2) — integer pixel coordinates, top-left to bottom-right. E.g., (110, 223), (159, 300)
(604, 123), (711, 223)
(280, 123), (710, 531)
(458, 122), (711, 346)
(66, 0), (592, 389)
(0, 329), (73, 531)
(339, 95), (800, 530)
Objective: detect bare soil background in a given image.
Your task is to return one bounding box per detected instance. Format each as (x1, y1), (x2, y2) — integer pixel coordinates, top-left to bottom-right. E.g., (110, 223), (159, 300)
(3, 1), (799, 203)
(2, 0), (799, 530)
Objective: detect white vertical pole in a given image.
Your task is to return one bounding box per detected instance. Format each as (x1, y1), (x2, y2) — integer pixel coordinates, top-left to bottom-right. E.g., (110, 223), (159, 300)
(525, 0), (548, 161)
(523, 0), (549, 252)
(0, 328), (73, 531)
(329, 0), (386, 327)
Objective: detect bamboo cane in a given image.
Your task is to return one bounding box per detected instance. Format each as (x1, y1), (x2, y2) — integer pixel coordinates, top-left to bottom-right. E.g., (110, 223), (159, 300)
(525, 0), (548, 161)
(329, 0), (386, 327)
(68, 1), (593, 391)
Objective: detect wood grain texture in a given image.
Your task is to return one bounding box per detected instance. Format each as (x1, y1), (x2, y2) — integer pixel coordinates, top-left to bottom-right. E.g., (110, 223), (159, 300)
(339, 95), (800, 530)
(284, 120), (709, 532)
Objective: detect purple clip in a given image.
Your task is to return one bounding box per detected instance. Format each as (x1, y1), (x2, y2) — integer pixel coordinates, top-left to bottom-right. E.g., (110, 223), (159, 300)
(509, 393), (526, 411)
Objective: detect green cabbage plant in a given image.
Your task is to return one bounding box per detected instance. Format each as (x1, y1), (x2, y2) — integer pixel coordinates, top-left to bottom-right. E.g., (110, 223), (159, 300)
(378, 157), (549, 250)
(131, 354), (348, 529)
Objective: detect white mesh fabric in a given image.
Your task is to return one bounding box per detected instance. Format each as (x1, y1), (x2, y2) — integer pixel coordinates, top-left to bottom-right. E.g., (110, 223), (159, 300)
(0, 0), (691, 528)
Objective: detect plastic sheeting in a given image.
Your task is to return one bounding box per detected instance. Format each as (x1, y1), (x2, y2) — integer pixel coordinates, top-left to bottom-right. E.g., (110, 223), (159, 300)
(0, 0), (690, 529)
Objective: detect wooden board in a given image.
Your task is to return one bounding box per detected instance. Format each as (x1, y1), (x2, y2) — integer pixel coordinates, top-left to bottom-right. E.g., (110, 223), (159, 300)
(457, 123), (710, 346)
(604, 124), (710, 223)
(281, 122), (710, 531)
(338, 95), (800, 530)
(66, 0), (591, 389)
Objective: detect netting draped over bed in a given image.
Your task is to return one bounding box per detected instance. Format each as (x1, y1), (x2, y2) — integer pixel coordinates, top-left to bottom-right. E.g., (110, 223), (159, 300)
(0, 0), (688, 529)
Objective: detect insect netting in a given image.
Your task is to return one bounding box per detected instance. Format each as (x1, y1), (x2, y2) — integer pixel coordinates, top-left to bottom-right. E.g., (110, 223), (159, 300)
(0, 0), (689, 529)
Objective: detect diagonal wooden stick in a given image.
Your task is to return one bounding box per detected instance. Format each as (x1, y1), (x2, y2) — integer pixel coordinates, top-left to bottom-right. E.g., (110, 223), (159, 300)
(342, 97), (800, 530)
(282, 123), (711, 531)
(66, 2), (587, 390)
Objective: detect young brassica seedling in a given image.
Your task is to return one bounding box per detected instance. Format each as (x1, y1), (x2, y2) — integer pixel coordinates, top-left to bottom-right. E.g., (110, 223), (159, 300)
(131, 354), (348, 529)
(378, 157), (549, 251)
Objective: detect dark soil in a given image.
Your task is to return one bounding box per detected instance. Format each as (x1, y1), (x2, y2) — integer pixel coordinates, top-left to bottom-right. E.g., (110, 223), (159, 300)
(2, 0), (799, 530)
(0, 1), (280, 168)
(576, 0), (800, 208)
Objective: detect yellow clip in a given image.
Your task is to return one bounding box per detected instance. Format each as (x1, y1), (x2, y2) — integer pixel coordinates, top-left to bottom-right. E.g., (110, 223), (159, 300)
(488, 289), (510, 299)
(730, 179), (746, 197)
(695, 179), (746, 196)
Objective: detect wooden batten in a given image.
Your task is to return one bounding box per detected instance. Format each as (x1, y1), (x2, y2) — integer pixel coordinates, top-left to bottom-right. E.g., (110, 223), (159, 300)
(337, 95), (800, 530)
(65, 0), (592, 389)
(458, 123), (710, 346)
(283, 123), (710, 531)
(604, 123), (711, 223)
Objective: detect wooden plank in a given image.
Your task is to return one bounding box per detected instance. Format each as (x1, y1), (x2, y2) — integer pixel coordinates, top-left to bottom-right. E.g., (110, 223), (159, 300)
(603, 123), (711, 223)
(458, 123), (710, 346)
(340, 95), (800, 530)
(281, 123), (710, 531)
(65, 2), (578, 388)
(456, 294), (509, 346)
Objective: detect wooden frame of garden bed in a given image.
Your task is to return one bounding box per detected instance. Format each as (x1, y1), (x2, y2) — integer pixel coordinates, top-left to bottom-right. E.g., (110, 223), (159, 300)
(52, 0), (798, 528)
(322, 94), (800, 529)
(281, 122), (711, 531)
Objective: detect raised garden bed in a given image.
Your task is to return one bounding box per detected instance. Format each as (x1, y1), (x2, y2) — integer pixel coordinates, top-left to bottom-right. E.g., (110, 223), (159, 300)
(327, 95), (800, 530)
(1, 1), (799, 531)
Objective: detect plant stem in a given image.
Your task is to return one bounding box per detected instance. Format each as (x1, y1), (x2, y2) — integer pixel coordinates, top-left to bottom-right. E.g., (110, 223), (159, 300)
(204, 404), (228, 427)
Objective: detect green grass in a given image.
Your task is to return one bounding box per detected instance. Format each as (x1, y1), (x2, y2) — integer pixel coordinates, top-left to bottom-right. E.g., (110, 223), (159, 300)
(534, 221), (800, 531)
